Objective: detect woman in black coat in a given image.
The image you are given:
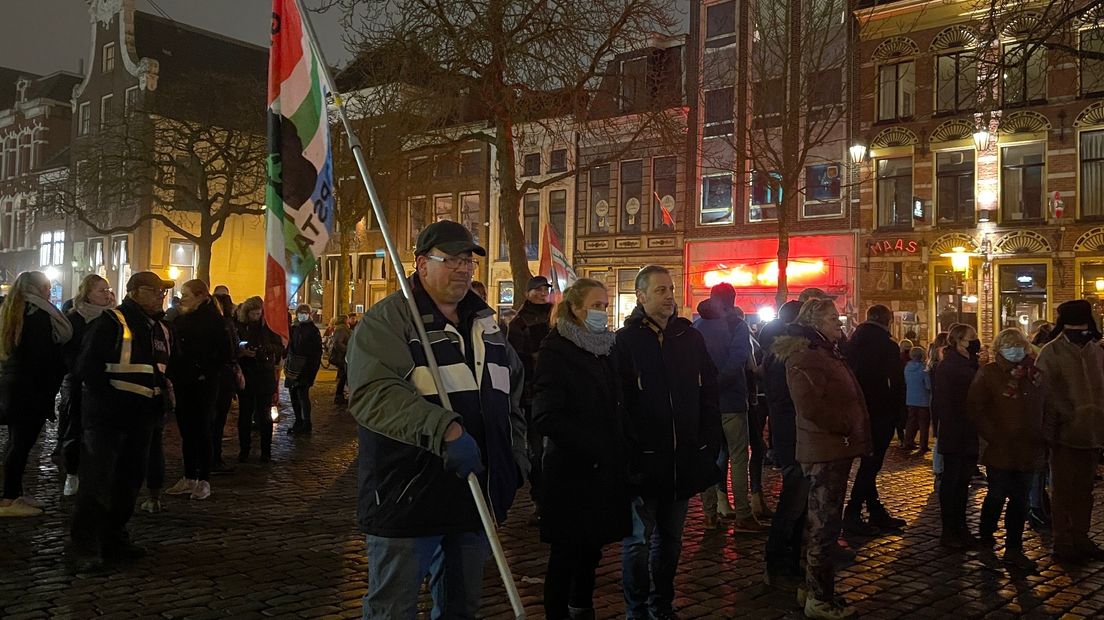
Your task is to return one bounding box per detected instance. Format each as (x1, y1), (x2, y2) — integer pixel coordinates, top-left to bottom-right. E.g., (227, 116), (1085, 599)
(234, 296), (284, 462)
(531, 278), (631, 620)
(285, 304), (322, 435)
(0, 271), (70, 517)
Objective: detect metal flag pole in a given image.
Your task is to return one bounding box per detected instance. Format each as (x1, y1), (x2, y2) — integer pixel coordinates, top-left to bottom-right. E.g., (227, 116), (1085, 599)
(289, 2), (525, 617)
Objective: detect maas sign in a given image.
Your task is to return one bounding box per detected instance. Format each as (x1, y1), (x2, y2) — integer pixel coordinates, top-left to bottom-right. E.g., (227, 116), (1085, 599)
(867, 238), (919, 255)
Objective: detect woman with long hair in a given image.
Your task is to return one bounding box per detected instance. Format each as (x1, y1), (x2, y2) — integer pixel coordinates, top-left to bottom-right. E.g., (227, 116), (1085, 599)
(234, 296), (283, 462)
(58, 274), (114, 497)
(0, 271), (71, 517)
(531, 278), (631, 620)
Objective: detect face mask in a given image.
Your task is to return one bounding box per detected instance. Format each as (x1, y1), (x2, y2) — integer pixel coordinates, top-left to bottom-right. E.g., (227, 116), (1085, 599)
(1000, 346), (1026, 363)
(1066, 329), (1095, 345)
(966, 339), (981, 358)
(584, 309), (609, 334)
(297, 313), (311, 323)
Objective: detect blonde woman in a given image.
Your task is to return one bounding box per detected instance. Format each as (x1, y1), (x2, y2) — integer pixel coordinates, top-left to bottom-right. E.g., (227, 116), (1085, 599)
(0, 271), (72, 517)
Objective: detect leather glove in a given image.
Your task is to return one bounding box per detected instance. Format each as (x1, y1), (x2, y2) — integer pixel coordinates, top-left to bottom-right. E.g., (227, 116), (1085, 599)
(443, 432), (484, 478)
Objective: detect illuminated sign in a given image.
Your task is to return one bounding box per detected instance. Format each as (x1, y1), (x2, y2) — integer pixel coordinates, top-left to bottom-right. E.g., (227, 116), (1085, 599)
(704, 259), (827, 288)
(867, 238), (918, 255)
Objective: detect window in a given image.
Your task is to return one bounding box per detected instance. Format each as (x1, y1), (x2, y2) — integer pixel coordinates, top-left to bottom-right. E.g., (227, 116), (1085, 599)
(936, 52), (976, 113)
(549, 189), (567, 242)
(752, 78), (783, 128)
(749, 171), (781, 222)
(460, 193), (481, 244)
(810, 67), (842, 108)
(704, 87), (734, 136)
(460, 150), (483, 176)
(39, 230), (64, 266)
(102, 42), (115, 73)
(620, 160), (643, 232)
(2, 138), (14, 179)
(876, 157), (914, 229)
(433, 154), (454, 178)
(652, 156), (677, 230)
(168, 241), (197, 290)
(589, 164), (612, 233)
(496, 280), (514, 316)
(877, 61), (915, 121)
(701, 174), (733, 225)
(1003, 42), (1046, 105)
(522, 153), (541, 177)
(433, 195), (453, 221)
(1082, 28), (1104, 96)
(0, 202), (11, 250)
(89, 238), (105, 274)
(706, 1), (736, 39)
(407, 156), (429, 182)
(1082, 130), (1104, 218)
(934, 264), (979, 331)
(408, 197), (427, 249)
(999, 263), (1047, 331)
(523, 193), (540, 259)
(125, 86), (140, 115)
(549, 149), (567, 173)
(100, 94), (113, 129)
(804, 163), (843, 218)
(1001, 143), (1045, 221)
(17, 133), (31, 175)
(79, 102), (91, 135)
(621, 57), (647, 112)
(935, 150), (975, 225)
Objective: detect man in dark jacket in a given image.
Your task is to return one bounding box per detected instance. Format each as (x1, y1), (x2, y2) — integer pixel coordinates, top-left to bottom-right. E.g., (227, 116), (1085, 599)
(507, 274), (553, 523)
(692, 283), (765, 533)
(617, 265), (721, 620)
(70, 271), (173, 566)
(286, 304), (323, 435)
(843, 304), (907, 533)
(348, 221), (527, 618)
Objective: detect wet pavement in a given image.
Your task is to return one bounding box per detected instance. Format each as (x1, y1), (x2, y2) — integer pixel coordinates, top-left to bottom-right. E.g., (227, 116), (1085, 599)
(3, 370), (1104, 619)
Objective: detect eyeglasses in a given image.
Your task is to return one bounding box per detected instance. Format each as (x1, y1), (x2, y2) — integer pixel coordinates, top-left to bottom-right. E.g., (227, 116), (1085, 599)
(426, 254), (478, 271)
(139, 286), (168, 298)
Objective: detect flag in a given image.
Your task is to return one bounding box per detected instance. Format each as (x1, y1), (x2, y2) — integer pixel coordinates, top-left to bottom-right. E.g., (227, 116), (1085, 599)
(538, 224), (577, 303)
(264, 0), (335, 342)
(654, 191), (675, 227)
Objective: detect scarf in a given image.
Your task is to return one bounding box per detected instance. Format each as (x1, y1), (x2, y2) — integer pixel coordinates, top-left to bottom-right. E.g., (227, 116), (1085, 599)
(24, 292), (73, 344)
(73, 298), (111, 324)
(1001, 357), (1043, 399)
(557, 318), (615, 356)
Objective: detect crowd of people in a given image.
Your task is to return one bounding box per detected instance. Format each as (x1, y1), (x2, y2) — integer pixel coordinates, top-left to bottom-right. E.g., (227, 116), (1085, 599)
(0, 270), (327, 571)
(345, 221), (1103, 620)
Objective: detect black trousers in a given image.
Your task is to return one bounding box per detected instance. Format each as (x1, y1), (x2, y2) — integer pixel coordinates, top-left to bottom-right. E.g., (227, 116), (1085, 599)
(980, 468), (1032, 551)
(846, 420), (895, 517)
(3, 418), (46, 499)
(71, 422), (155, 552)
(544, 542), (602, 618)
(939, 453), (977, 538)
(212, 372), (236, 466)
(57, 379), (83, 473)
(334, 361), (347, 401)
(147, 422), (165, 492)
(175, 379), (217, 481)
(239, 374), (275, 457)
(289, 384), (312, 425)
(525, 406), (543, 507)
(765, 461), (809, 576)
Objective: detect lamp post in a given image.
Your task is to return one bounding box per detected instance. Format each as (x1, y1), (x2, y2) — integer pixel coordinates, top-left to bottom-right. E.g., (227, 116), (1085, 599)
(941, 246), (977, 325)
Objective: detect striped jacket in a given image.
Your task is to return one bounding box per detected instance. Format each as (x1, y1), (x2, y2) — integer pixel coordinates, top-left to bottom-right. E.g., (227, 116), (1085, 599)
(348, 274), (527, 537)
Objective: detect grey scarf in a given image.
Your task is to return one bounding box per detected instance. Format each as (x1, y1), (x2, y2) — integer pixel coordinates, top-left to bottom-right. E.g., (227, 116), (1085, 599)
(73, 298), (112, 324)
(557, 318), (615, 356)
(24, 292), (73, 344)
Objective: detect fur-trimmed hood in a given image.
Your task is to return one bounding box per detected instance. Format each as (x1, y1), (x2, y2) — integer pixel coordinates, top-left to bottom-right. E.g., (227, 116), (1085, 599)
(771, 325), (827, 363)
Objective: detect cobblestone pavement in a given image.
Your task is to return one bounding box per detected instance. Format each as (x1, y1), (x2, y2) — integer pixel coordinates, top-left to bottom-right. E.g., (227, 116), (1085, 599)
(3, 371), (1104, 619)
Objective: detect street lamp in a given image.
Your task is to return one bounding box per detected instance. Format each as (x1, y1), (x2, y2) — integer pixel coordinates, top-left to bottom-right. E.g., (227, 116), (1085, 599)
(849, 143), (867, 164)
(973, 128), (991, 153)
(941, 246), (978, 324)
(43, 266), (60, 282)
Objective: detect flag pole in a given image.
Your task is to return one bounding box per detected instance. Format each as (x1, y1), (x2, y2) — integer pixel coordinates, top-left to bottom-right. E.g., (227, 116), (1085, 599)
(289, 2), (526, 618)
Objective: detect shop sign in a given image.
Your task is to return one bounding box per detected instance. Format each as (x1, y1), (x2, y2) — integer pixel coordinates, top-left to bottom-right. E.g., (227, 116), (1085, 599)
(867, 238), (918, 255)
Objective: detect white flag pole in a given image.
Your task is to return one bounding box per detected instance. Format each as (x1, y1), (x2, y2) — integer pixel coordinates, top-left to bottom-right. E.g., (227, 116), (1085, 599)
(289, 2), (525, 618)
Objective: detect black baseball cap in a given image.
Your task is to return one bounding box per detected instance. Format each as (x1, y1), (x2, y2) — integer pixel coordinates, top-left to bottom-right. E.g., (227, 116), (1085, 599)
(527, 275), (551, 291)
(126, 271), (174, 292)
(414, 220), (486, 257)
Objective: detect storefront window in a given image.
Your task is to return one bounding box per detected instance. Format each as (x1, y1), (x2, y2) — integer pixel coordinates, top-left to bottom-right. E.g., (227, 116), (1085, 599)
(935, 150), (975, 225)
(617, 268), (641, 328)
(876, 157), (913, 229)
(1081, 263), (1104, 329)
(999, 263), (1048, 332)
(1001, 143), (1045, 222)
(933, 263), (978, 333)
(497, 280), (514, 317)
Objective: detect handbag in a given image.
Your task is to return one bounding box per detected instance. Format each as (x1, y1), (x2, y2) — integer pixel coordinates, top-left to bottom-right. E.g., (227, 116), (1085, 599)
(284, 353), (307, 382)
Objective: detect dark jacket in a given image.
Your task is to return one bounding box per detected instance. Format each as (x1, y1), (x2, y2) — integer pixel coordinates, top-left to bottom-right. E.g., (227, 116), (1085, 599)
(1035, 334), (1104, 449)
(615, 305), (722, 500)
(967, 357), (1045, 471)
(507, 300), (553, 404)
(75, 298), (172, 430)
(532, 324), (632, 546)
(235, 318), (283, 378)
(844, 321), (905, 427)
(931, 350), (978, 457)
(692, 298), (752, 413)
(773, 326), (872, 464)
(58, 305), (111, 422)
(286, 320), (323, 387)
(0, 304), (66, 424)
(329, 324), (350, 366)
(762, 324), (801, 467)
(347, 274), (527, 537)
(170, 298), (233, 387)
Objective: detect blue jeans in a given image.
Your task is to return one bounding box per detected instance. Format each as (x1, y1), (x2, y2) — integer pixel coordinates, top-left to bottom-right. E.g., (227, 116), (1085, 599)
(362, 531), (489, 619)
(622, 496), (689, 618)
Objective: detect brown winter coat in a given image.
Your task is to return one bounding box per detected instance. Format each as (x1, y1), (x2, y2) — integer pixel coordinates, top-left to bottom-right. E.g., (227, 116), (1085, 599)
(1035, 335), (1104, 449)
(773, 328), (872, 464)
(966, 357), (1046, 472)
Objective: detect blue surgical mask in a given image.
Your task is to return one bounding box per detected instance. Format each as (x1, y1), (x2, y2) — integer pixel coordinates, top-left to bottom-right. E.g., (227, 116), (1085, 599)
(584, 309), (609, 333)
(1000, 346), (1026, 363)
(297, 313), (311, 323)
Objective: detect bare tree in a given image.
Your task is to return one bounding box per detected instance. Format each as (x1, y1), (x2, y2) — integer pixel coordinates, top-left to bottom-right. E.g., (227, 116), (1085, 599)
(326, 0), (684, 295)
(41, 73), (266, 284)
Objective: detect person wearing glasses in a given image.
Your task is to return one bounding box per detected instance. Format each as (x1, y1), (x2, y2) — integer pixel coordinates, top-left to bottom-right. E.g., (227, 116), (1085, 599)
(348, 220), (527, 618)
(69, 271), (174, 567)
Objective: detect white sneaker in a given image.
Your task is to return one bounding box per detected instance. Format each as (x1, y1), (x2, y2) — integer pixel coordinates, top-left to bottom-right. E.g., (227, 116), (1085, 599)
(15, 496), (44, 509)
(63, 475), (80, 497)
(190, 480), (211, 500)
(165, 478), (196, 496)
(0, 500), (43, 517)
(140, 498), (162, 513)
(804, 594), (856, 619)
